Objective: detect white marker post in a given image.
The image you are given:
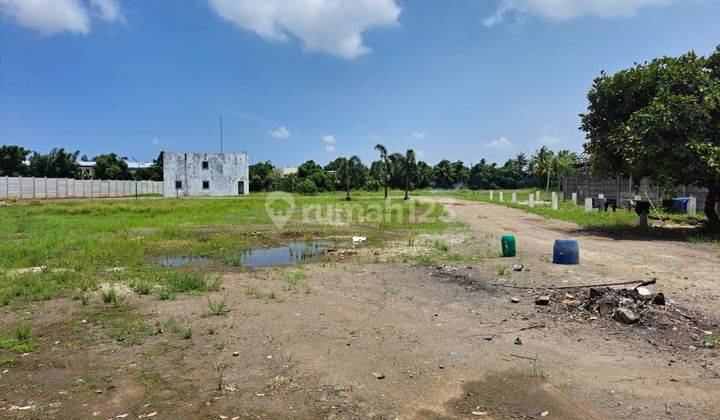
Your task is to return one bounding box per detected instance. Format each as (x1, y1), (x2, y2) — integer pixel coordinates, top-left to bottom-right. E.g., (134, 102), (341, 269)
(536, 190), (541, 201)
(598, 193), (605, 199)
(511, 192), (517, 202)
(584, 197), (593, 213)
(489, 190), (494, 200)
(688, 197), (697, 217)
(529, 193), (535, 208)
(551, 192), (558, 210)
(499, 191), (504, 202)
(571, 192), (577, 205)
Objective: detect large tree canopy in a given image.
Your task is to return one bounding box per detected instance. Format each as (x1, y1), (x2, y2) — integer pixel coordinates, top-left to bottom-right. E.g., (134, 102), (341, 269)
(580, 45), (720, 226)
(0, 145), (30, 176)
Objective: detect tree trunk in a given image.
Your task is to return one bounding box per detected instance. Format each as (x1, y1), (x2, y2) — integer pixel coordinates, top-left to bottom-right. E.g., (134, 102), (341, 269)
(545, 170), (551, 192)
(705, 185), (719, 228)
(345, 179), (351, 201)
(384, 160), (388, 199)
(404, 176), (410, 200)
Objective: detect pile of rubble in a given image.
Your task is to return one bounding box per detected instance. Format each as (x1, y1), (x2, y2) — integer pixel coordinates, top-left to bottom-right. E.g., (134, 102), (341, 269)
(557, 284), (666, 324)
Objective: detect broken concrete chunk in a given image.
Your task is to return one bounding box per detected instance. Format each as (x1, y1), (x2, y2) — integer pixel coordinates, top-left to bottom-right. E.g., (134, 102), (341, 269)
(534, 295), (550, 306)
(511, 297), (520, 303)
(652, 293), (666, 306)
(613, 308), (639, 324)
(589, 287), (607, 299)
(514, 337), (523, 345)
(598, 302), (613, 317)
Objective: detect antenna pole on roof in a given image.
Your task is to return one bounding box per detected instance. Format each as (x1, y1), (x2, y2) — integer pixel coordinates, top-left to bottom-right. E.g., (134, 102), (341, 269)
(219, 115), (223, 153)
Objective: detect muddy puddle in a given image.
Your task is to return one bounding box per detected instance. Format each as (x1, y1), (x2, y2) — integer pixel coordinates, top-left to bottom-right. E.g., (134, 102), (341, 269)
(155, 240), (334, 268)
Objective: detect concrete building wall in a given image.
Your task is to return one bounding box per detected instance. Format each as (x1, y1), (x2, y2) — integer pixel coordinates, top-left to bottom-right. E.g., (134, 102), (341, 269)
(163, 152), (249, 197)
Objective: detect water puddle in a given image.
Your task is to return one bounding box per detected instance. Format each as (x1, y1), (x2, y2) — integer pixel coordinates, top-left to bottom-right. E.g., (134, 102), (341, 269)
(155, 240), (334, 268)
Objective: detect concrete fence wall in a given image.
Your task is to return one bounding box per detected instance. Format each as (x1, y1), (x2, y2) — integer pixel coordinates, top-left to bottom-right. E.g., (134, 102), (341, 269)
(563, 174), (715, 210)
(0, 176), (163, 200)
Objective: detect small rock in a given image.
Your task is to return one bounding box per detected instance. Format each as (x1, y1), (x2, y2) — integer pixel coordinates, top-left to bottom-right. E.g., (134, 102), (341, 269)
(94, 389), (103, 394)
(636, 287), (651, 297)
(598, 302), (614, 317)
(232, 351), (239, 357)
(652, 293), (665, 306)
(372, 372), (385, 379)
(511, 297), (520, 303)
(514, 337), (523, 345)
(613, 308), (639, 324)
(541, 411), (549, 417)
(534, 295), (550, 306)
(513, 264), (523, 272)
(472, 411), (488, 416)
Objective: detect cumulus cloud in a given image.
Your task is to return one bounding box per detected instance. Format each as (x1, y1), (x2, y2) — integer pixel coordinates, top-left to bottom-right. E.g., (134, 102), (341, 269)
(0, 0), (124, 35)
(411, 131), (426, 140)
(0, 0), (90, 34)
(483, 0), (675, 26)
(269, 126), (291, 139)
(325, 145), (336, 153)
(322, 134), (336, 143)
(484, 136), (512, 148)
(206, 0), (401, 59)
(91, 0), (124, 23)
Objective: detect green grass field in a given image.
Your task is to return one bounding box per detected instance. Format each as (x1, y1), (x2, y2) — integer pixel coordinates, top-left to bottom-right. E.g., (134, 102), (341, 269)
(0, 192), (451, 308)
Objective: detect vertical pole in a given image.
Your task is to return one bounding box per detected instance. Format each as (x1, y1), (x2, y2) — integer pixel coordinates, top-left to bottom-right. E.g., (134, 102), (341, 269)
(552, 192), (558, 210)
(571, 192), (577, 205)
(511, 192), (517, 202)
(584, 197), (593, 213)
(489, 190), (494, 200)
(499, 191), (504, 202)
(529, 193), (534, 207)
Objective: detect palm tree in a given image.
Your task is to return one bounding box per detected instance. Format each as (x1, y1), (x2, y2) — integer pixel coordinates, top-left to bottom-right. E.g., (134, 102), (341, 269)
(337, 156), (362, 201)
(531, 146), (554, 194)
(374, 144), (389, 199)
(551, 151), (577, 193)
(401, 149), (416, 200)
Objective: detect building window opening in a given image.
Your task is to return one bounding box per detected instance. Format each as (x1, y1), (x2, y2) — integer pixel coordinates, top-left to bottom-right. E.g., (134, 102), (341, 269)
(202, 161), (209, 170)
(175, 181), (182, 189)
(202, 181), (210, 190)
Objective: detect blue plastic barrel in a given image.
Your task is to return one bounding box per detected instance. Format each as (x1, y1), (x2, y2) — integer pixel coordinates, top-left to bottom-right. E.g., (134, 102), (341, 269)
(553, 238), (579, 265)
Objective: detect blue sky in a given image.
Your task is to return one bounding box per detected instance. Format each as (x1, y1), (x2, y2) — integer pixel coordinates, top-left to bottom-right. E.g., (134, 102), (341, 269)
(1, 0), (719, 166)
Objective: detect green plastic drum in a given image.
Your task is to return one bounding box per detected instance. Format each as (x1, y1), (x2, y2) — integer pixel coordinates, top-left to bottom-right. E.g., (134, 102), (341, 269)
(501, 234), (516, 257)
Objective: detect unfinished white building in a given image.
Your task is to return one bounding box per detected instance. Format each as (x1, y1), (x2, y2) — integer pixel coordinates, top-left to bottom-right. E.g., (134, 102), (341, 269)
(163, 152), (249, 197)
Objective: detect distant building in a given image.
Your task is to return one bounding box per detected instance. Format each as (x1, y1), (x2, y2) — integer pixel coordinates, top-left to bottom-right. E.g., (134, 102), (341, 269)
(77, 161), (152, 179)
(273, 166), (298, 178)
(163, 152), (249, 197)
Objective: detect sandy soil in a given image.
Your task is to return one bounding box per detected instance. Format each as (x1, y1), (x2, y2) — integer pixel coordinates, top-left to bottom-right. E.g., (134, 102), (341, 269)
(1, 197), (719, 419)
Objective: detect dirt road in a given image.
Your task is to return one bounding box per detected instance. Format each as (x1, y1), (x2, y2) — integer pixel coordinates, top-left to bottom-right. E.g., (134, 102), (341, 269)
(2, 197), (719, 419)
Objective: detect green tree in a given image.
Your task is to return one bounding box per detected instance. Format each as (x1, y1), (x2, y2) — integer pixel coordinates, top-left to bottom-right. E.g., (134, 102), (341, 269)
(396, 149), (416, 200)
(530, 146), (554, 192)
(28, 148), (81, 178)
(0, 145), (30, 176)
(581, 45), (720, 226)
(93, 153), (132, 180)
(374, 144), (389, 199)
(433, 159), (455, 189)
(136, 152), (163, 181)
(551, 151), (577, 192)
(249, 161), (276, 191)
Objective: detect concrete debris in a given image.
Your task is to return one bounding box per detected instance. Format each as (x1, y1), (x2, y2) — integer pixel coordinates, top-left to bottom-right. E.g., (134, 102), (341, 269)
(352, 236), (367, 243)
(513, 264), (523, 272)
(514, 337), (523, 345)
(534, 295), (550, 306)
(372, 372), (385, 379)
(613, 308), (640, 324)
(511, 297), (520, 303)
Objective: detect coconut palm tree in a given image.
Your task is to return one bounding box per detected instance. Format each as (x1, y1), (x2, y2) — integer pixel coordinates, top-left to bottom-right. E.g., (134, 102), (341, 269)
(374, 144), (389, 199)
(531, 146), (554, 194)
(551, 151), (577, 193)
(337, 156), (363, 201)
(400, 149), (416, 200)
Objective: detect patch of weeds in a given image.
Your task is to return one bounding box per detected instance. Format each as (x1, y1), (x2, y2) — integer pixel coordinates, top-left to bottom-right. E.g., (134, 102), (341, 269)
(0, 322), (37, 353)
(701, 334), (720, 348)
(131, 280), (152, 295)
(245, 285), (262, 299)
(182, 328), (193, 340)
(85, 305), (155, 346)
(145, 341), (172, 358)
(205, 277), (222, 292)
(156, 288), (174, 300)
(383, 285), (399, 296)
(433, 240), (450, 252)
(164, 316), (183, 334)
(72, 290), (91, 305)
(214, 362), (226, 391)
(407, 235), (415, 246)
(214, 340), (227, 351)
(139, 375), (153, 386)
(493, 264), (509, 277)
(282, 270), (308, 295)
(101, 288), (125, 306)
(207, 326), (216, 335)
(163, 271), (208, 294)
(70, 377), (86, 387)
(207, 296), (230, 315)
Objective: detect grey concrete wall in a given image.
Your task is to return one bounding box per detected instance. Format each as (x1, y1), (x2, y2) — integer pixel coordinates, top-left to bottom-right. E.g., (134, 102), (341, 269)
(163, 152), (249, 197)
(1, 177), (162, 199)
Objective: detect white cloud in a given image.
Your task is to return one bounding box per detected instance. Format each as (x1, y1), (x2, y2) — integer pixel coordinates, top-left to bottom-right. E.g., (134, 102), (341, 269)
(484, 136), (512, 148)
(268, 126), (291, 139)
(0, 0), (90, 34)
(484, 0), (676, 26)
(206, 0), (401, 59)
(91, 0), (124, 23)
(411, 131), (426, 140)
(322, 134), (335, 143)
(325, 145), (335, 153)
(0, 0), (125, 35)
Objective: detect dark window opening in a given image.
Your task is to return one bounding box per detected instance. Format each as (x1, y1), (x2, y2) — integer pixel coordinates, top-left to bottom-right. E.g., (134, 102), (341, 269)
(238, 181), (245, 195)
(202, 181), (210, 190)
(175, 181), (182, 189)
(202, 161), (209, 170)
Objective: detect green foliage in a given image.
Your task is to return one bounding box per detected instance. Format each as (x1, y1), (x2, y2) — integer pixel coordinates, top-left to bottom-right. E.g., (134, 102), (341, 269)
(0, 322), (37, 353)
(581, 45), (720, 225)
(207, 296), (230, 315)
(28, 148), (81, 178)
(93, 153), (132, 180)
(0, 145), (30, 176)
